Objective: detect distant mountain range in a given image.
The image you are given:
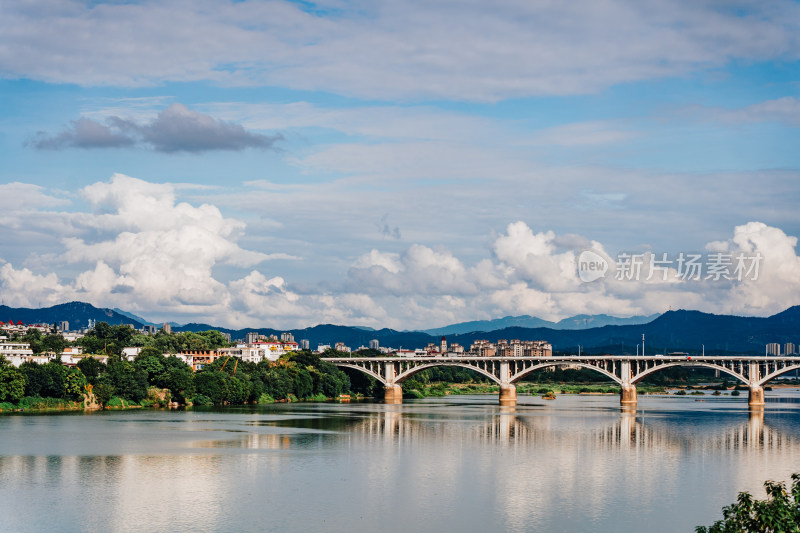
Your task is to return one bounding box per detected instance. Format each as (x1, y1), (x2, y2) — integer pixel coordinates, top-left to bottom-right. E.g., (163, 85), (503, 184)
(0, 302), (143, 329)
(2, 301), (799, 355)
(422, 313), (661, 335)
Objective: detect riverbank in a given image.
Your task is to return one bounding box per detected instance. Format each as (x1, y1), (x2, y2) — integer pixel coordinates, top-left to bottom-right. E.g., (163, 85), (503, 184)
(0, 392), (364, 414)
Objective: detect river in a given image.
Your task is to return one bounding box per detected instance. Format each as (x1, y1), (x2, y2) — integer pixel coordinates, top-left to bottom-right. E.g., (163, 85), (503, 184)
(2, 391), (800, 532)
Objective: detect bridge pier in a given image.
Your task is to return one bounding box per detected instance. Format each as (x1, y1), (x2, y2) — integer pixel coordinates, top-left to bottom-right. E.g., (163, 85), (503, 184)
(499, 384), (517, 407)
(620, 361), (637, 407)
(620, 384), (637, 406)
(748, 385), (765, 409)
(384, 384), (403, 404)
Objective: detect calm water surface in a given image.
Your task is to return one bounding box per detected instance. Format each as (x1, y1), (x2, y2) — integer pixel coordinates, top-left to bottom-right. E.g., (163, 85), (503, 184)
(2, 392), (800, 533)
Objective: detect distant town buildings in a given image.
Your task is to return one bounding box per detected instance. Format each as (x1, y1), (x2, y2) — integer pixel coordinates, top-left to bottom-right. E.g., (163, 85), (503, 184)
(470, 339), (553, 357)
(767, 343), (782, 356)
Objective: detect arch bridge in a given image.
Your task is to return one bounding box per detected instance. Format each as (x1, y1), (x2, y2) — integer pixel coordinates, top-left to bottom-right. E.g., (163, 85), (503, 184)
(321, 355), (800, 408)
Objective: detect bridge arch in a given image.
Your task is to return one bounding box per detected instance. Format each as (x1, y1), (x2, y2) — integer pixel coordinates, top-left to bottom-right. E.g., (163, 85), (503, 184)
(510, 362), (622, 385)
(334, 363), (388, 385)
(759, 364), (800, 386)
(394, 362), (502, 385)
(631, 362), (748, 385)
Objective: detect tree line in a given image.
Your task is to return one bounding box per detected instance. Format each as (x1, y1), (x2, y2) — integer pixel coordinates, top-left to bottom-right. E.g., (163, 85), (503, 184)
(0, 323), (364, 409)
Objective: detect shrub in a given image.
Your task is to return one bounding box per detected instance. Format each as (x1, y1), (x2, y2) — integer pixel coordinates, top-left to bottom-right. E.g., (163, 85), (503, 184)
(257, 393), (276, 404)
(191, 394), (214, 406)
(697, 473), (800, 533)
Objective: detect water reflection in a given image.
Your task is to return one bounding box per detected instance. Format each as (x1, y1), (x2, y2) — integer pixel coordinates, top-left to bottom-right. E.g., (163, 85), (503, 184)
(320, 404), (789, 454)
(2, 398), (800, 533)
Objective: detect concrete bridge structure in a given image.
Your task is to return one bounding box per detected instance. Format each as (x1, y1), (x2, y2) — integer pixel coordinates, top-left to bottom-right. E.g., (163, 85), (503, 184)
(321, 355), (800, 408)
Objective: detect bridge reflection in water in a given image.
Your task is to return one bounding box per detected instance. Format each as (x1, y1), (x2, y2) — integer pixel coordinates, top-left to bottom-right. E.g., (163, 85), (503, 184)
(344, 405), (780, 453)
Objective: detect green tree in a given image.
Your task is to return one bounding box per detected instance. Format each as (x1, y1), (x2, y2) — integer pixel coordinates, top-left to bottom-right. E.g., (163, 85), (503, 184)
(102, 357), (148, 401)
(92, 322), (113, 340)
(77, 357), (106, 384)
(111, 324), (135, 346)
(288, 366), (314, 398)
(134, 347), (166, 384)
(23, 328), (44, 354)
(19, 361), (67, 398)
(262, 367), (293, 400)
(197, 330), (231, 349)
(697, 473), (800, 533)
(63, 368), (88, 400)
(93, 382), (113, 408)
(0, 356), (25, 403)
(41, 334), (67, 355)
(156, 357), (195, 404)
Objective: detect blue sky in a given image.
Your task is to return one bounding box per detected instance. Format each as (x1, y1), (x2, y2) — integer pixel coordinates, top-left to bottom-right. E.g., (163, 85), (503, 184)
(1, 0), (799, 329)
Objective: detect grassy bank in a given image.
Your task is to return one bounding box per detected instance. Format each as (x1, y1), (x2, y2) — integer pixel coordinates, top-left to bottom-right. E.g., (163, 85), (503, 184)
(0, 395), (171, 413)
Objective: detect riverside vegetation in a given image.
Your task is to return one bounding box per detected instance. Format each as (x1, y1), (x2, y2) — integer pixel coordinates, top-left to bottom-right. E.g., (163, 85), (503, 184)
(0, 323), (357, 412)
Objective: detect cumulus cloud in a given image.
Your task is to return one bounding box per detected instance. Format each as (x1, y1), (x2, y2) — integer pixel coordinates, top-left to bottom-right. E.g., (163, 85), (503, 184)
(30, 104), (281, 153)
(345, 221), (800, 327)
(0, 174), (305, 326)
(1, 174), (799, 329)
(1, 0), (799, 101)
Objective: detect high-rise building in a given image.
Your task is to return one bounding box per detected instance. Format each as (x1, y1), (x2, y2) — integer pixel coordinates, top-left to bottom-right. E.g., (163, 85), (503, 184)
(369, 339), (379, 350)
(246, 332), (259, 344)
(440, 336), (447, 354)
(301, 339), (310, 350)
(281, 332), (295, 343)
(162, 323), (172, 334)
(766, 343), (781, 356)
(784, 343), (796, 356)
(58, 321), (69, 332)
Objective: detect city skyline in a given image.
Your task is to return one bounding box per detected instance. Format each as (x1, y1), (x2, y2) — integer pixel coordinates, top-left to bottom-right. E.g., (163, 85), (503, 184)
(1, 1), (799, 329)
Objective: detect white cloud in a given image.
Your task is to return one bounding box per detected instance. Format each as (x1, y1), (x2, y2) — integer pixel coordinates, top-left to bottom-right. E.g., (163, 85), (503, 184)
(690, 96), (800, 128)
(0, 183), (67, 213)
(1, 0), (798, 101)
(530, 121), (638, 146)
(344, 221), (800, 327)
(1, 174), (799, 329)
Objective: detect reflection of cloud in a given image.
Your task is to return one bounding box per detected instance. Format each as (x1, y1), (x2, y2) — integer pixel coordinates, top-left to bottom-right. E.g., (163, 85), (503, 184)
(29, 104), (281, 153)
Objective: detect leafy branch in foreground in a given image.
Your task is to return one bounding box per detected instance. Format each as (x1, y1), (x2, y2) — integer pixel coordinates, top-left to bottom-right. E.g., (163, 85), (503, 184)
(696, 473), (800, 533)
